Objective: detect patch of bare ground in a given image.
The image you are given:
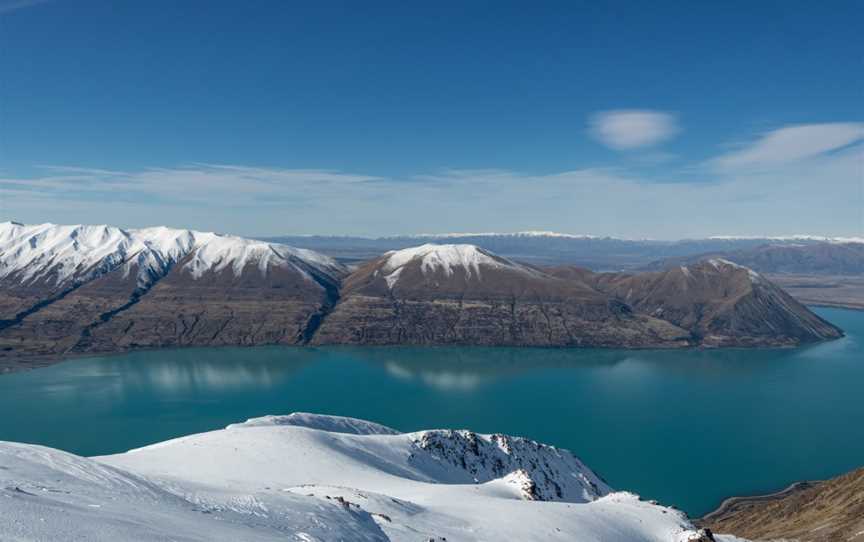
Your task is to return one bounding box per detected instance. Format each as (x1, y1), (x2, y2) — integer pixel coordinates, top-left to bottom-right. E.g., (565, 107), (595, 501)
(767, 274), (864, 311)
(699, 467), (864, 542)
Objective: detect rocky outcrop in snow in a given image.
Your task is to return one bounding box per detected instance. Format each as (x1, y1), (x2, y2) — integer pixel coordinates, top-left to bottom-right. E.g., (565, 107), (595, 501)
(409, 428), (609, 502)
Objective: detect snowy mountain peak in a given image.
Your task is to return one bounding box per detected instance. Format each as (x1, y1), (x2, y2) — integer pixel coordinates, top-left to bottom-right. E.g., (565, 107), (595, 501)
(380, 243), (538, 287)
(705, 258), (761, 282)
(0, 222), (344, 289)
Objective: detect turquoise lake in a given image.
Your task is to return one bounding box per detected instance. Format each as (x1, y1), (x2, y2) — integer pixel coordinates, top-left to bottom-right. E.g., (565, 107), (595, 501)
(0, 307), (861, 517)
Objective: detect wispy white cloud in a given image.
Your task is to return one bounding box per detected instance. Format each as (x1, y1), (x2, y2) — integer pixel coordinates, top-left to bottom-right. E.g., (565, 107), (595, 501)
(1, 126), (861, 238)
(0, 0), (51, 15)
(710, 122), (864, 170)
(0, 164), (385, 206)
(588, 110), (680, 150)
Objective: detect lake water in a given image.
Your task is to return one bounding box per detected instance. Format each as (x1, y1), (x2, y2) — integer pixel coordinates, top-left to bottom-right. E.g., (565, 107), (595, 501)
(0, 307), (861, 517)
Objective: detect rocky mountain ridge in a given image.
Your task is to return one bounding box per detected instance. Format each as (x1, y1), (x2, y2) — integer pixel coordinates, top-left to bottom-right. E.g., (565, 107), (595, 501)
(550, 258), (841, 347)
(265, 231), (864, 269)
(0, 223), (843, 367)
(0, 222), (347, 363)
(313, 244), (694, 347)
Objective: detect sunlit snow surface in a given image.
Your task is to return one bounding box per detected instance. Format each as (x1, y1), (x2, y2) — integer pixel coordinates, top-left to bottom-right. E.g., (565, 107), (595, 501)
(706, 258), (762, 282)
(0, 413), (732, 541)
(0, 222), (343, 288)
(380, 243), (542, 287)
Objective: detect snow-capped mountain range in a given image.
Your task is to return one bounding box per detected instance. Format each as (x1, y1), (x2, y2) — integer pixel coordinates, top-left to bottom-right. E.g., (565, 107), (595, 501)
(265, 230), (864, 272)
(387, 230), (608, 239)
(0, 412), (728, 541)
(0, 222), (844, 366)
(387, 231), (864, 243)
(313, 243), (841, 348)
(0, 221), (344, 290)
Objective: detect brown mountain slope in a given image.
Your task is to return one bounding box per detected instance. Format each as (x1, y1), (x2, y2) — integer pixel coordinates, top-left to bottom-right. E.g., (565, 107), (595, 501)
(0, 260), (148, 358)
(549, 258), (843, 347)
(0, 226), (845, 367)
(313, 244), (695, 347)
(699, 467), (864, 541)
(0, 223), (347, 362)
(74, 254), (343, 352)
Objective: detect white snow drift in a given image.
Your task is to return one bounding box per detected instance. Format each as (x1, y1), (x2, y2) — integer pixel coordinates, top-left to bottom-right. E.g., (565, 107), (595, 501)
(0, 412), (731, 541)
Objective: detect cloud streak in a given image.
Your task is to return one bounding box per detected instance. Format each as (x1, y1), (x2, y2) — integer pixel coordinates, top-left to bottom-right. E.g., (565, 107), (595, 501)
(710, 122), (864, 170)
(0, 0), (51, 15)
(1, 123), (861, 238)
(1, 165), (385, 206)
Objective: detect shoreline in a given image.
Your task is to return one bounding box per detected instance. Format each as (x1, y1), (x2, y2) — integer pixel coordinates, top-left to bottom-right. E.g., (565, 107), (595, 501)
(698, 480), (820, 525)
(0, 332), (845, 376)
(802, 301), (864, 311)
(0, 304), (853, 375)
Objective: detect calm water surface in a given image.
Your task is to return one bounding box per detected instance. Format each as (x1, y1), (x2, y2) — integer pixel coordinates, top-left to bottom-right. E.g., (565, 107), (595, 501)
(0, 307), (861, 517)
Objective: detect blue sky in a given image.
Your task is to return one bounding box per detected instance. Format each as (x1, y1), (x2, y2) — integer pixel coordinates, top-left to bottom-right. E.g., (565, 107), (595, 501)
(1, 0), (862, 238)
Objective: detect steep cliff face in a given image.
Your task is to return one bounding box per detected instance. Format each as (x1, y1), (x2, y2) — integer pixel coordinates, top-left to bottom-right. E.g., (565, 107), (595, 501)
(313, 244), (692, 347)
(555, 259), (843, 347)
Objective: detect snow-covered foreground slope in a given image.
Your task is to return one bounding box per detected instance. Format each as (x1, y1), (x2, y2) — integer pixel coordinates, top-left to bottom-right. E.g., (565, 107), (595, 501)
(0, 413), (734, 542)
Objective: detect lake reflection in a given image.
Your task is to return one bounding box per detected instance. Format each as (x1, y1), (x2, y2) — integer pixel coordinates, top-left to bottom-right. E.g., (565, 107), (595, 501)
(0, 308), (861, 517)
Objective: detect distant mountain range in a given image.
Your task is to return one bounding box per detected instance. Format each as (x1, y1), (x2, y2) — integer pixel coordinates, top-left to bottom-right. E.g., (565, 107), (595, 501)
(642, 242), (864, 275)
(263, 231), (864, 273)
(0, 222), (843, 367)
